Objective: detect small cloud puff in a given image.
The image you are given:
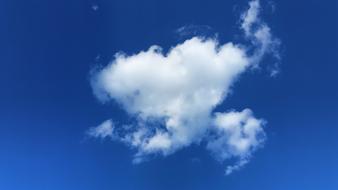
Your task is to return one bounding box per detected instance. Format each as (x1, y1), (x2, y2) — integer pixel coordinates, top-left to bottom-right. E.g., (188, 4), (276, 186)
(87, 119), (115, 139)
(91, 4), (99, 11)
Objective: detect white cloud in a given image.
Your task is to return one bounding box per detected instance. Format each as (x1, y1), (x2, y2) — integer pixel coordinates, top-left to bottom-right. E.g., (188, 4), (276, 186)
(207, 109), (266, 174)
(225, 157), (250, 175)
(208, 109), (265, 160)
(241, 0), (281, 73)
(89, 0), (279, 174)
(87, 119), (115, 139)
(241, 0), (261, 37)
(91, 4), (99, 11)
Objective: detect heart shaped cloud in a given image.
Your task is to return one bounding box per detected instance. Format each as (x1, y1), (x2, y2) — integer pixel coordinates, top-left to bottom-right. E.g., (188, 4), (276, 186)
(89, 0), (280, 175)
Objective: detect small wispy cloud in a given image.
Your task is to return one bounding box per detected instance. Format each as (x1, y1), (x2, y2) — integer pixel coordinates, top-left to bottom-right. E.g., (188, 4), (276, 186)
(175, 25), (215, 39)
(91, 4), (99, 11)
(87, 119), (114, 139)
(241, 0), (281, 74)
(88, 0), (280, 175)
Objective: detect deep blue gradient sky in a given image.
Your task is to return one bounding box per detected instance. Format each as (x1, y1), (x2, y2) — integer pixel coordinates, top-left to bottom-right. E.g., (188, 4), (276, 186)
(1, 0), (337, 189)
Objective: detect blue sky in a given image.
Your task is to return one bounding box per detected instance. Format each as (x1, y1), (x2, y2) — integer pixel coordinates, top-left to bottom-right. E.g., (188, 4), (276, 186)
(0, 0), (337, 190)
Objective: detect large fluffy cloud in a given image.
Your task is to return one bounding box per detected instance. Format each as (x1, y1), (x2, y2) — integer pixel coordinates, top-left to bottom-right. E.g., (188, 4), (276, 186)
(88, 0), (280, 174)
